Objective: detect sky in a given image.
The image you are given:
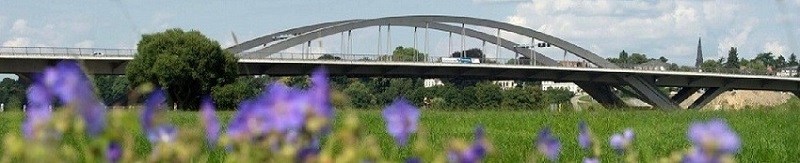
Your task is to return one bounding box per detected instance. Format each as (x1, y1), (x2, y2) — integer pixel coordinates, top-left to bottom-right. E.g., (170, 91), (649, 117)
(2, 0), (800, 79)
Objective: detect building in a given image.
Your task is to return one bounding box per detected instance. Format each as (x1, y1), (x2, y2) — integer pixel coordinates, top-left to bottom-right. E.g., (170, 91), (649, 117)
(423, 79), (444, 87)
(634, 60), (669, 71)
(541, 81), (583, 94)
(776, 66), (798, 77)
(493, 80), (517, 90)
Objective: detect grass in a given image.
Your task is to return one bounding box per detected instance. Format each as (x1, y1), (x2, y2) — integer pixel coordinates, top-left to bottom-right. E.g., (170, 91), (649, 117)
(1, 109), (799, 162)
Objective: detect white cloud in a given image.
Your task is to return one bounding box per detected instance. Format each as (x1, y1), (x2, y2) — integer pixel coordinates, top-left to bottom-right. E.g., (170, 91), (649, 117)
(3, 37), (30, 47)
(74, 40), (95, 48)
(10, 19), (29, 34)
(504, 1), (774, 64)
(716, 19), (756, 58)
(764, 41), (787, 56)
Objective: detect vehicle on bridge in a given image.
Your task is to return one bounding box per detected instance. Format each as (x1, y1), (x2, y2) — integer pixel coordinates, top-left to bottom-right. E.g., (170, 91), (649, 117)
(441, 57), (480, 64)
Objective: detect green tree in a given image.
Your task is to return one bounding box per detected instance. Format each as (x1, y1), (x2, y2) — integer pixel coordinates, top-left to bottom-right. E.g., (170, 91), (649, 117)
(701, 59), (723, 72)
(724, 47), (739, 69)
(385, 46), (427, 62)
(92, 75), (130, 105)
(754, 52), (776, 67)
(628, 53), (650, 64)
(126, 28), (239, 110)
(788, 53), (798, 67)
(658, 56), (669, 63)
(343, 81), (373, 108)
(318, 54), (342, 60)
(0, 78), (26, 109)
(543, 88), (574, 104)
(473, 82), (502, 108)
(777, 55), (787, 68)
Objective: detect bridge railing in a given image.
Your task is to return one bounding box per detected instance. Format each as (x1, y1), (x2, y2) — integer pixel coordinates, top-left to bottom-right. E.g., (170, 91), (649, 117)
(240, 52), (789, 77)
(0, 47), (136, 57)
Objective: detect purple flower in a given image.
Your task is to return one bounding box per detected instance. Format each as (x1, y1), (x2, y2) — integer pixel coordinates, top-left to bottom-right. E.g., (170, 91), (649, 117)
(39, 61), (106, 136)
(107, 142), (122, 163)
(583, 157), (599, 163)
(262, 83), (306, 133)
(382, 97), (420, 146)
(201, 97), (220, 145)
(448, 126), (489, 163)
(142, 89), (166, 131)
(610, 128), (634, 154)
(22, 83), (52, 139)
(536, 127), (561, 161)
(682, 147), (714, 163)
(578, 121), (592, 150)
(309, 67), (333, 118)
(141, 89), (177, 143)
(688, 119), (740, 154)
(405, 157), (421, 163)
(146, 125), (178, 144)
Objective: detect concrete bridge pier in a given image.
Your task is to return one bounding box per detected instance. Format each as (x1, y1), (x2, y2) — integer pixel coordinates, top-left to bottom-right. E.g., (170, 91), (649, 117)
(15, 73), (33, 85)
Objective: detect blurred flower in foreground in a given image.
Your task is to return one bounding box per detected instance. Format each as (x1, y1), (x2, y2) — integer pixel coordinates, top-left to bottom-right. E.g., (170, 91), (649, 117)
(382, 97), (420, 146)
(683, 119), (740, 163)
(22, 83), (53, 139)
(577, 121), (592, 150)
(610, 128), (634, 154)
(141, 89), (177, 144)
(448, 126), (489, 163)
(583, 157), (599, 163)
(29, 61), (107, 136)
(107, 142), (122, 163)
(200, 97), (220, 145)
(535, 127), (561, 162)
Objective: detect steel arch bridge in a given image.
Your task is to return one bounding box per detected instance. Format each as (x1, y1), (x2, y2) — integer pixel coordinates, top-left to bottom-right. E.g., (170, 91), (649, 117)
(225, 15), (684, 109)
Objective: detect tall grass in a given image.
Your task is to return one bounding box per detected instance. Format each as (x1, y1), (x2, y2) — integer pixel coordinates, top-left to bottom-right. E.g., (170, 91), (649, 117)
(1, 109), (797, 162)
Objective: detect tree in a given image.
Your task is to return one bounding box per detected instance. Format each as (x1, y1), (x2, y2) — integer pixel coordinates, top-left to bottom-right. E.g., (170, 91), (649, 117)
(0, 78), (26, 109)
(318, 54), (342, 60)
(343, 81), (373, 108)
(754, 52), (777, 67)
(777, 55), (787, 68)
(724, 47), (739, 69)
(658, 56), (669, 63)
(701, 59), (723, 72)
(789, 53), (798, 67)
(543, 88), (574, 104)
(628, 53), (650, 65)
(472, 82), (502, 108)
(92, 75), (130, 105)
(126, 28), (239, 110)
(388, 46), (427, 62)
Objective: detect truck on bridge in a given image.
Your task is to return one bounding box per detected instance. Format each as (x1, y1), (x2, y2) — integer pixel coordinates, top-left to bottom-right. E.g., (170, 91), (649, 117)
(440, 57), (481, 64)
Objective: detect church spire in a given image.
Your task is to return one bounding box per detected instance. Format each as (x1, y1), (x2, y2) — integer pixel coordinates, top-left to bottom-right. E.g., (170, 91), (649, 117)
(696, 37), (703, 68)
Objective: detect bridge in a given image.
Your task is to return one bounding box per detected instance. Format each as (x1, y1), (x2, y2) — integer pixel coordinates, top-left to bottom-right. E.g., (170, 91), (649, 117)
(1, 15), (799, 110)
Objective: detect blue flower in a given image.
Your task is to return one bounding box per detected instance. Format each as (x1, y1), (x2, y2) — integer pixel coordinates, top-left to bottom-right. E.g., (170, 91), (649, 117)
(309, 67), (333, 119)
(201, 97), (220, 145)
(262, 83), (306, 133)
(448, 126), (489, 163)
(41, 61), (106, 136)
(22, 82), (52, 139)
(146, 125), (178, 144)
(141, 89), (177, 143)
(535, 127), (561, 161)
(688, 119), (740, 154)
(578, 121), (592, 150)
(107, 142), (122, 163)
(610, 128), (634, 154)
(405, 157), (421, 163)
(141, 89), (166, 131)
(382, 97), (420, 146)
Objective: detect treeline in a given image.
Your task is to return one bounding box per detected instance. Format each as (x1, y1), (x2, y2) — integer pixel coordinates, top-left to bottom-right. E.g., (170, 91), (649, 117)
(607, 48), (799, 75)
